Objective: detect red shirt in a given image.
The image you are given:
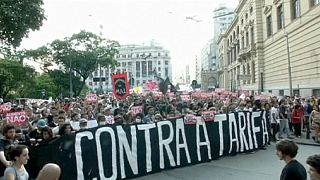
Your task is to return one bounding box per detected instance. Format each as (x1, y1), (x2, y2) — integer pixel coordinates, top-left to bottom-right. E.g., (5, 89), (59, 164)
(292, 108), (304, 124)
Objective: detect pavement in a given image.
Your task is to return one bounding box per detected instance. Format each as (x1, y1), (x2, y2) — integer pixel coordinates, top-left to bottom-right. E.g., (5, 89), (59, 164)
(287, 130), (320, 147)
(134, 143), (319, 180)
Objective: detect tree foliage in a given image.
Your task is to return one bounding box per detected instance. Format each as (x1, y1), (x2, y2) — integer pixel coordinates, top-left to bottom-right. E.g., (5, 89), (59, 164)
(0, 0), (46, 48)
(28, 30), (119, 96)
(0, 59), (36, 98)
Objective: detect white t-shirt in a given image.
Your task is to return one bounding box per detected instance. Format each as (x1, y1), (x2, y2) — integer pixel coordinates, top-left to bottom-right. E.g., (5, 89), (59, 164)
(271, 107), (279, 124)
(52, 126), (60, 137)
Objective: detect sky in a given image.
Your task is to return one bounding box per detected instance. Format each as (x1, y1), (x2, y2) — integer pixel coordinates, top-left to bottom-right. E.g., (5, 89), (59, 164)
(20, 0), (239, 81)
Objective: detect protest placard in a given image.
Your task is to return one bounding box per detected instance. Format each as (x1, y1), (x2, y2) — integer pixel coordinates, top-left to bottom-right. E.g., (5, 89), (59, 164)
(105, 116), (114, 125)
(131, 106), (143, 117)
(184, 114), (196, 124)
(86, 94), (98, 102)
(6, 111), (27, 126)
(0, 103), (11, 114)
(202, 111), (215, 122)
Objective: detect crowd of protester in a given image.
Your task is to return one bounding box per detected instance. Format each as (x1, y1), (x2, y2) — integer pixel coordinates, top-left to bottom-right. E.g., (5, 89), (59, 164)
(0, 91), (319, 179)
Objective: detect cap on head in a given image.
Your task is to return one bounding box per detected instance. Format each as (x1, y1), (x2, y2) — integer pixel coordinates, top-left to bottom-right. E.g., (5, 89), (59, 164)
(37, 119), (47, 128)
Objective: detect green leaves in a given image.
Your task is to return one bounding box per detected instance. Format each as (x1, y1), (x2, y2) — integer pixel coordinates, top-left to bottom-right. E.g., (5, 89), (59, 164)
(0, 59), (36, 98)
(0, 0), (46, 47)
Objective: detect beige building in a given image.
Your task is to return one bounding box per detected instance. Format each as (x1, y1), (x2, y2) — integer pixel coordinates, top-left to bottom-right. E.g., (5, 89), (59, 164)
(218, 0), (320, 97)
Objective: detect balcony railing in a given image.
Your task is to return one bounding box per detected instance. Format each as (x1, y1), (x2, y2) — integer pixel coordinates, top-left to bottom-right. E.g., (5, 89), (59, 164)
(238, 43), (256, 59)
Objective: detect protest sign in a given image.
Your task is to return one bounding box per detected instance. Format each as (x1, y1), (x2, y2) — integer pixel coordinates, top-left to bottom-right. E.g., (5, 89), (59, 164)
(112, 73), (130, 100)
(184, 114), (197, 124)
(0, 102), (11, 114)
(202, 111), (215, 122)
(86, 94), (98, 102)
(131, 106), (143, 117)
(105, 116), (114, 125)
(181, 95), (190, 102)
(6, 111), (27, 126)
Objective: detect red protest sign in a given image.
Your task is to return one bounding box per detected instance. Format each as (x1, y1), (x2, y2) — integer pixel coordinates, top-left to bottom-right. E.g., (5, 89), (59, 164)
(0, 103), (11, 114)
(6, 111), (27, 126)
(86, 94), (98, 102)
(184, 114), (197, 124)
(131, 106), (143, 117)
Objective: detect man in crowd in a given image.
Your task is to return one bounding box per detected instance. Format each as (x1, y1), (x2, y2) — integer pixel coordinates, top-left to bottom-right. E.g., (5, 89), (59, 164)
(276, 139), (307, 180)
(0, 124), (17, 177)
(143, 106), (155, 124)
(306, 154), (320, 180)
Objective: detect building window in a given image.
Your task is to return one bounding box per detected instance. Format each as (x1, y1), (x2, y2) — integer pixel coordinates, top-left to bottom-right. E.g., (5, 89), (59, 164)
(158, 67), (161, 71)
(293, 89), (300, 96)
(245, 13), (248, 19)
(142, 61), (147, 77)
(148, 61), (153, 76)
(250, 7), (253, 14)
(122, 62), (126, 67)
(245, 31), (249, 47)
(94, 82), (97, 86)
(241, 36), (244, 49)
(128, 62), (132, 66)
(250, 27), (254, 44)
(100, 69), (103, 76)
(291, 0), (301, 20)
(165, 67), (169, 77)
(158, 52), (161, 56)
(313, 89), (320, 97)
(165, 61), (169, 65)
(266, 15), (273, 37)
(279, 90), (284, 96)
(158, 61), (161, 65)
(251, 61), (255, 83)
(311, 0), (320, 6)
(136, 61), (140, 77)
(277, 4), (284, 30)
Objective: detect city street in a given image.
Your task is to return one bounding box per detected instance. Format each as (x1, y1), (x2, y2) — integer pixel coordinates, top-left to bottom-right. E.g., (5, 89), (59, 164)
(135, 143), (319, 180)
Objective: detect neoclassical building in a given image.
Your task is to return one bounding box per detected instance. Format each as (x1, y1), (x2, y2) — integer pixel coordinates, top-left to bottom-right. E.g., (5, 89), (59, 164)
(218, 0), (320, 97)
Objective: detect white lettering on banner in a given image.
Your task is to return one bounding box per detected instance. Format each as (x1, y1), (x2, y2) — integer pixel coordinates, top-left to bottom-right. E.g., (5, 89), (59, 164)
(75, 131), (94, 180)
(117, 126), (138, 178)
(238, 112), (249, 152)
(137, 124), (156, 173)
(251, 112), (261, 148)
(157, 121), (176, 169)
(246, 113), (254, 150)
(6, 111), (27, 126)
(95, 127), (117, 180)
(261, 111), (269, 145)
(228, 113), (239, 153)
(196, 118), (211, 161)
(215, 114), (227, 156)
(175, 119), (191, 165)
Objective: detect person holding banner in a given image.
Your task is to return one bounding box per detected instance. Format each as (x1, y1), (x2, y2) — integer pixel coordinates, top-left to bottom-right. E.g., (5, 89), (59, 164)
(0, 125), (18, 178)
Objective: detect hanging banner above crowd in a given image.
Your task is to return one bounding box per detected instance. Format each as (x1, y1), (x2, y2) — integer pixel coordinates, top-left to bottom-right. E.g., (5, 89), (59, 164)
(112, 73), (130, 100)
(27, 111), (269, 180)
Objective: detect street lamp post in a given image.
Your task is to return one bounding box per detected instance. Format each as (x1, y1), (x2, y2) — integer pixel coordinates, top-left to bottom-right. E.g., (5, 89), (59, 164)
(285, 34), (293, 97)
(69, 58), (73, 98)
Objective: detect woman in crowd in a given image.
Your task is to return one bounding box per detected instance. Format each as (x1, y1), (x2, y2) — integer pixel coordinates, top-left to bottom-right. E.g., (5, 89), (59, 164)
(310, 105), (320, 143)
(41, 127), (54, 144)
(4, 145), (29, 180)
(58, 123), (74, 136)
(292, 104), (304, 137)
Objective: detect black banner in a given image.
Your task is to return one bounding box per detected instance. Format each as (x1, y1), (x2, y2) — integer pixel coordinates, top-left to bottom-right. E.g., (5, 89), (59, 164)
(27, 111), (269, 180)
